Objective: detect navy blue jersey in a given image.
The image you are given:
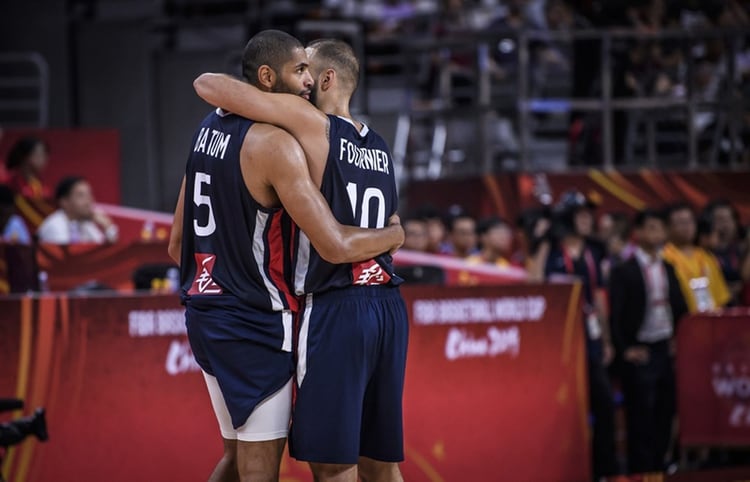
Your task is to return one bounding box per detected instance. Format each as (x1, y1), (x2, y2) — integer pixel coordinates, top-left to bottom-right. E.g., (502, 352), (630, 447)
(291, 115), (401, 295)
(180, 109), (297, 315)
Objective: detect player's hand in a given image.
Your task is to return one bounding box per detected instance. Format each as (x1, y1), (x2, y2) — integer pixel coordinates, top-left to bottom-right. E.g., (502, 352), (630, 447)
(388, 214), (404, 255)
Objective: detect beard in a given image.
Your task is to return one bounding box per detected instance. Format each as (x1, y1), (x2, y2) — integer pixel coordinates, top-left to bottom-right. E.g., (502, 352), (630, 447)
(272, 81), (311, 102)
(309, 86), (320, 107)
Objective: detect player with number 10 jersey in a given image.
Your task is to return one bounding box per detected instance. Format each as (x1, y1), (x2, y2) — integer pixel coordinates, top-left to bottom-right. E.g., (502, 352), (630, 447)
(291, 115), (401, 295)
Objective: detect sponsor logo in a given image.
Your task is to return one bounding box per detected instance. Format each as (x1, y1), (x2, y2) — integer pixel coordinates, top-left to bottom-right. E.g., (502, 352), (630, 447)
(413, 297), (546, 325)
(710, 337), (750, 427)
(129, 309), (186, 337)
(165, 339), (201, 375)
(189, 253), (223, 295)
(713, 362), (750, 400)
(445, 326), (520, 360)
(353, 259), (392, 286)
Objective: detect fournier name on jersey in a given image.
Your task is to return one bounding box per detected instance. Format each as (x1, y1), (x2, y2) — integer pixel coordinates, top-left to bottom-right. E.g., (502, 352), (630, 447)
(193, 127), (232, 160)
(339, 138), (390, 174)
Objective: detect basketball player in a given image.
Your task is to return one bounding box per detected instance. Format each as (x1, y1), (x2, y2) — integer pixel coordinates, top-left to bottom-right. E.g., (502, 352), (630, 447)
(194, 38), (408, 482)
(168, 31), (404, 482)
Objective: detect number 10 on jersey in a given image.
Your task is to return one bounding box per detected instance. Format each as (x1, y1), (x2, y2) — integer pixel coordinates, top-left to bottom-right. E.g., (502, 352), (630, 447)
(346, 182), (386, 229)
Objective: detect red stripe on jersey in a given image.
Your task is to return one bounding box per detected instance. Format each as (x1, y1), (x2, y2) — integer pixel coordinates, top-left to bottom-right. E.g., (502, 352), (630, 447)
(267, 210), (298, 312)
(289, 219), (298, 272)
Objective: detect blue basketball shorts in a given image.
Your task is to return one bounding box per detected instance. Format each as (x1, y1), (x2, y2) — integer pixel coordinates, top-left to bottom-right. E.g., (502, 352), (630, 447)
(289, 285), (409, 464)
(185, 295), (295, 430)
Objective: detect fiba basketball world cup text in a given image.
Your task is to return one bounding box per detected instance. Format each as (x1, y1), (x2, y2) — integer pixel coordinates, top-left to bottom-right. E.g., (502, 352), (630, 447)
(128, 309), (200, 375)
(412, 296), (547, 361)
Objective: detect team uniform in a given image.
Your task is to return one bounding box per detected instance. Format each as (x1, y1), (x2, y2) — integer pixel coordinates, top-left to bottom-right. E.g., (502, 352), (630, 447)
(289, 115), (409, 464)
(180, 109), (298, 441)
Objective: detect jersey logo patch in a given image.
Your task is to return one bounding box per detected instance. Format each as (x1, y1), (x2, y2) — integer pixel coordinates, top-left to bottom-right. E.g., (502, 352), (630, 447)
(352, 259), (391, 286)
(188, 253), (223, 295)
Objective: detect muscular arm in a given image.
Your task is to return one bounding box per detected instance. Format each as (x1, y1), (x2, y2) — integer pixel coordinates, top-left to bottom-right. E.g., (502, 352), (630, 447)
(167, 177), (186, 265)
(245, 128), (402, 264)
(194, 73), (330, 171)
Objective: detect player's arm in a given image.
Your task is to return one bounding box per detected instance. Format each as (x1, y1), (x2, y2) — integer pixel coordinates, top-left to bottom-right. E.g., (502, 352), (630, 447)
(249, 129), (403, 264)
(194, 73), (329, 162)
(167, 176), (186, 265)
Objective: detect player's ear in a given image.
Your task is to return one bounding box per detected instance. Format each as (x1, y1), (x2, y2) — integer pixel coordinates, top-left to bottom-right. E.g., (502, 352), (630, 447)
(257, 65), (275, 90)
(321, 68), (335, 92)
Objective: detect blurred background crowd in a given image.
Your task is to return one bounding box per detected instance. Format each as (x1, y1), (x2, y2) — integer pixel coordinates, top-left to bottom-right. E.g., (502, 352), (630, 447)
(1, 1), (750, 481)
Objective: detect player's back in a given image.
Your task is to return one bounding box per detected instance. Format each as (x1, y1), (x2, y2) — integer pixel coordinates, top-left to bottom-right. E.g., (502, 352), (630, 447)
(180, 109), (297, 317)
(291, 115), (401, 295)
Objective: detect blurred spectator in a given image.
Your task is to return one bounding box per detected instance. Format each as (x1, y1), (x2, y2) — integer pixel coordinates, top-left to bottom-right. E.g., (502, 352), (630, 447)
(37, 176), (119, 245)
(516, 206), (552, 278)
(467, 216), (515, 268)
(703, 200), (746, 304)
(543, 191), (618, 480)
(4, 137), (55, 231)
(597, 212), (617, 243)
(5, 137), (51, 200)
(402, 215), (429, 252)
(742, 225), (750, 305)
(0, 185), (31, 245)
(415, 205), (449, 254)
(609, 209), (688, 475)
(601, 212), (635, 284)
(662, 203), (730, 313)
(443, 206), (478, 258)
(695, 211), (719, 251)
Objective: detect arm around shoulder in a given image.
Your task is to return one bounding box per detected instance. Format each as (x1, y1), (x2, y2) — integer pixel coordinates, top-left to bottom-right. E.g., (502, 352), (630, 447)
(193, 73), (327, 143)
(258, 130), (402, 263)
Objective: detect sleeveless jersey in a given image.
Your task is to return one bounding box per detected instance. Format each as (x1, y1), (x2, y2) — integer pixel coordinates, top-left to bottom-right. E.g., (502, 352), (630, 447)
(180, 109), (297, 314)
(291, 115), (402, 295)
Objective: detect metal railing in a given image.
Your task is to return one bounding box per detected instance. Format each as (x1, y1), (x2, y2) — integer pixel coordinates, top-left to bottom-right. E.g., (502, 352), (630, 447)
(386, 27), (748, 178)
(0, 52), (49, 127)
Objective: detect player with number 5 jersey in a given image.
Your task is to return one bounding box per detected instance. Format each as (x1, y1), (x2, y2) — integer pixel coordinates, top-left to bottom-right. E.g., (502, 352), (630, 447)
(196, 38), (409, 482)
(169, 31), (404, 482)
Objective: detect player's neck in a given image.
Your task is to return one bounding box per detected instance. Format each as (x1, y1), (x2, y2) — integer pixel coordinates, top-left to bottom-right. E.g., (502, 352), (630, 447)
(319, 100), (362, 131)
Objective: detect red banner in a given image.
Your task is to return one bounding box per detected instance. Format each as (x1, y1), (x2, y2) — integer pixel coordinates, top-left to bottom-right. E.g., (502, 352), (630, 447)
(676, 308), (750, 447)
(401, 284), (589, 481)
(1, 283), (588, 482)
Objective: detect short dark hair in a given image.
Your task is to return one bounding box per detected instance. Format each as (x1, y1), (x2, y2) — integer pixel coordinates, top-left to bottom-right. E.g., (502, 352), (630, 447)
(476, 216), (510, 236)
(446, 205), (475, 232)
(55, 176), (85, 201)
(306, 38), (360, 94)
(242, 30), (303, 87)
(665, 202), (694, 224)
(633, 209), (664, 228)
(6, 137), (48, 170)
(704, 199), (740, 224)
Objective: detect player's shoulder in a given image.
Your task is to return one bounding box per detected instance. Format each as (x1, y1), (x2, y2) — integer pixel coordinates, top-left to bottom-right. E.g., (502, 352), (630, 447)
(244, 122), (296, 143)
(242, 123), (302, 156)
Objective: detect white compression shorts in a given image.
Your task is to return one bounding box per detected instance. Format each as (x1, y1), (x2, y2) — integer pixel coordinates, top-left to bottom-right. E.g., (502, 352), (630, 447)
(202, 371), (292, 442)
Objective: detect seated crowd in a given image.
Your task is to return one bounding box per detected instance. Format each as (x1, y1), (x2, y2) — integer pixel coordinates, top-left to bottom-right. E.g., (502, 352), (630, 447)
(403, 192), (750, 476)
(404, 193), (750, 307)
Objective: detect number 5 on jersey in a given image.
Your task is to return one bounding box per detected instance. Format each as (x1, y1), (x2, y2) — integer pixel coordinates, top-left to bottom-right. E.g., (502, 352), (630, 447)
(194, 172), (216, 236)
